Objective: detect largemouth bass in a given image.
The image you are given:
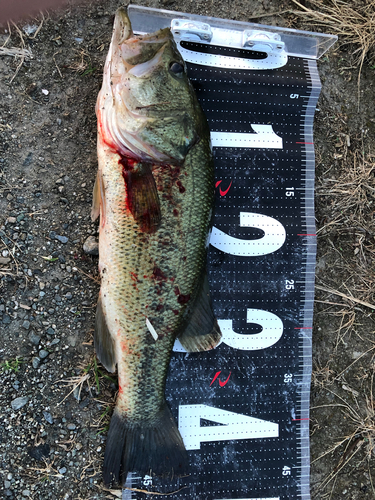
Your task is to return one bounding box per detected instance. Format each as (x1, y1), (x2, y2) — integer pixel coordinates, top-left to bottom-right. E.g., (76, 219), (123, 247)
(92, 7), (221, 486)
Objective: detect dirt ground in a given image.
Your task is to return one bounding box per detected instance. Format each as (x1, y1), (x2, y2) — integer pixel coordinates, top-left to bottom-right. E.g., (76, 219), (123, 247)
(0, 0), (374, 498)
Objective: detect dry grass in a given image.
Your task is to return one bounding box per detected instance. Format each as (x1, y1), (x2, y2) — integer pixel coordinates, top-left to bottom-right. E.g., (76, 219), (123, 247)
(311, 367), (375, 498)
(291, 0), (375, 67)
(317, 150), (375, 227)
(316, 150), (375, 306)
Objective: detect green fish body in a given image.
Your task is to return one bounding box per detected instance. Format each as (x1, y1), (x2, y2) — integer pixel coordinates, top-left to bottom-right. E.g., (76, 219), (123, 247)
(92, 7), (221, 486)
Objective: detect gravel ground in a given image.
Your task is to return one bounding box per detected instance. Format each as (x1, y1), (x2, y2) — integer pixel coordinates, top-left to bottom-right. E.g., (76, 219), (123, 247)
(1, 0), (375, 499)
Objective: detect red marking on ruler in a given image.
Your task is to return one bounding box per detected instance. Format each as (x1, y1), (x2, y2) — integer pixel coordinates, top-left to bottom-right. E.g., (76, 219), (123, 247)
(215, 180), (232, 196)
(295, 327), (312, 330)
(296, 142), (314, 144)
(298, 233), (316, 236)
(292, 418), (310, 421)
(210, 370), (232, 387)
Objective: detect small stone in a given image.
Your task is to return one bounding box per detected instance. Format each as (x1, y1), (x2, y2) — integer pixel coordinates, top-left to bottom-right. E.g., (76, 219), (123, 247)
(39, 282), (45, 290)
(83, 236), (99, 256)
(22, 490), (31, 497)
(2, 315), (11, 325)
(6, 194), (13, 201)
(43, 411), (54, 424)
(22, 320), (31, 330)
(4, 481), (10, 489)
(65, 292), (73, 300)
(58, 467), (67, 474)
(32, 357), (40, 369)
(75, 442), (83, 450)
(7, 217), (17, 224)
(29, 331), (41, 345)
(67, 423), (76, 430)
(0, 257), (10, 264)
(11, 396), (29, 410)
(50, 338), (60, 345)
(39, 349), (49, 359)
(56, 235), (69, 244)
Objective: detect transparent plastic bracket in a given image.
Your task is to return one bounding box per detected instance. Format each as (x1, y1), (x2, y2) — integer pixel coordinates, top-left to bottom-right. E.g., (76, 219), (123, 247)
(128, 5), (337, 61)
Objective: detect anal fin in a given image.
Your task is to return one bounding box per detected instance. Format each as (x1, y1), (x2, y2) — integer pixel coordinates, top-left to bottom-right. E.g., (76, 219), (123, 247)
(94, 295), (116, 373)
(177, 273), (222, 352)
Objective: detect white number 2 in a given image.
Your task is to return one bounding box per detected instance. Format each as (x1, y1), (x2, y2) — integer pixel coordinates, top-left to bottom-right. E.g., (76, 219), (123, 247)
(210, 212), (286, 256)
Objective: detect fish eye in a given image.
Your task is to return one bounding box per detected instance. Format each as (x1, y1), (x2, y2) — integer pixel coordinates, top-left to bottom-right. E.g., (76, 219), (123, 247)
(169, 61), (184, 77)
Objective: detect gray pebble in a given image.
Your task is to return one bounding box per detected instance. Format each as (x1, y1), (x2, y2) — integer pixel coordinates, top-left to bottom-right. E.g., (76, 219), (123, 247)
(29, 332), (41, 345)
(46, 327), (55, 335)
(83, 235), (99, 256)
(11, 396), (29, 410)
(39, 349), (49, 359)
(22, 320), (30, 330)
(67, 423), (76, 430)
(2, 315), (11, 325)
(50, 338), (60, 345)
(65, 292), (73, 300)
(32, 357), (40, 369)
(58, 467), (67, 474)
(56, 235), (69, 244)
(22, 490), (30, 497)
(4, 481), (11, 489)
(43, 411), (54, 424)
(49, 231), (68, 244)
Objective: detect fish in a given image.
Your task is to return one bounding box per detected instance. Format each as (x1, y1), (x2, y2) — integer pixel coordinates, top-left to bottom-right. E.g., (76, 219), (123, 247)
(91, 7), (221, 487)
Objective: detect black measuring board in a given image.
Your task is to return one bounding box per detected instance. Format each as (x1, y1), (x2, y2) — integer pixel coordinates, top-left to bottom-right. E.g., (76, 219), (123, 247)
(123, 45), (320, 500)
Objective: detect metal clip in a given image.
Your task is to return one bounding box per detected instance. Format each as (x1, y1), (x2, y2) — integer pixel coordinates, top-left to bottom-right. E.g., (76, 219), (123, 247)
(171, 19), (213, 42)
(242, 30), (285, 54)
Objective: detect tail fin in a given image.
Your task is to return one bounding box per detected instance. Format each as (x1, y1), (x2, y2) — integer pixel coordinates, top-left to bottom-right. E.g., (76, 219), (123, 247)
(103, 403), (188, 486)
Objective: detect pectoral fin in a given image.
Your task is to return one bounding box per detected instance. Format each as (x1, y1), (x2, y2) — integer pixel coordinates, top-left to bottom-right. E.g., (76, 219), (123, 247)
(91, 171), (106, 224)
(94, 295), (116, 373)
(123, 162), (161, 233)
(177, 274), (222, 352)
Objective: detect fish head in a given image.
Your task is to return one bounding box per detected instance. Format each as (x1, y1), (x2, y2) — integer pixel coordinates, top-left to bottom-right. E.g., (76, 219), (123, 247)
(97, 7), (204, 163)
